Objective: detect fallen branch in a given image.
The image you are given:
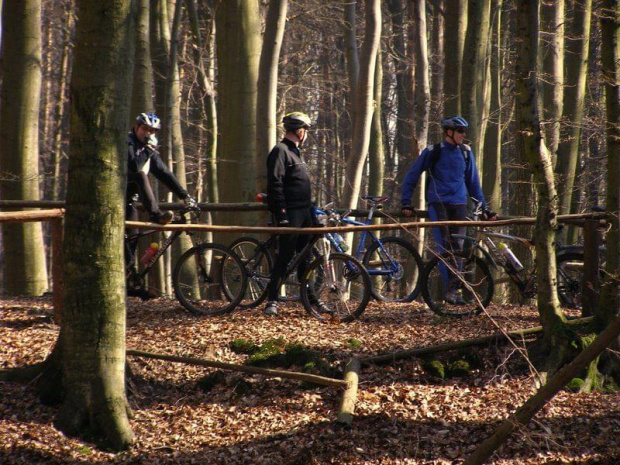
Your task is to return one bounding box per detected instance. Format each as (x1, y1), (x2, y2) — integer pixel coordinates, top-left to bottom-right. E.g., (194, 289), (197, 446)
(361, 317), (594, 365)
(337, 358), (361, 425)
(464, 313), (620, 464)
(126, 349), (348, 389)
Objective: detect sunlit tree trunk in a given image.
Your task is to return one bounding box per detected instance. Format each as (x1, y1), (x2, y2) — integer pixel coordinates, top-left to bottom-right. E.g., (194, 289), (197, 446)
(0, 0), (49, 296)
(540, 0), (565, 160)
(556, 0), (592, 240)
(368, 47), (384, 198)
(343, 0), (359, 127)
(215, 0), (261, 234)
(257, 0), (288, 192)
(461, 0), (492, 157)
(430, 0), (445, 142)
(443, 0), (467, 116)
(482, 0), (503, 210)
(44, 0), (136, 450)
(343, 0), (381, 210)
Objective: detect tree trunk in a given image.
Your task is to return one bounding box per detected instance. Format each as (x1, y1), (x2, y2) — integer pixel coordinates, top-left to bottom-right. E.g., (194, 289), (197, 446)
(412, 0), (430, 151)
(540, 0), (565, 160)
(430, 0), (445, 142)
(256, 0), (289, 192)
(515, 0), (566, 375)
(50, 0), (136, 450)
(215, 0), (261, 235)
(386, 0), (415, 194)
(443, 0), (468, 116)
(342, 0), (381, 210)
(600, 0), (620, 321)
(343, 0), (359, 127)
(368, 47), (384, 197)
(0, 0), (49, 296)
(482, 0), (503, 211)
(555, 0), (592, 220)
(461, 0), (492, 157)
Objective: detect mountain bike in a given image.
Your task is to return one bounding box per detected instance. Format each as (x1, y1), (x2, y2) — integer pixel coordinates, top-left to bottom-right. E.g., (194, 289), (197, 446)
(420, 202), (597, 317)
(229, 203), (372, 322)
(324, 195), (423, 303)
(125, 205), (247, 316)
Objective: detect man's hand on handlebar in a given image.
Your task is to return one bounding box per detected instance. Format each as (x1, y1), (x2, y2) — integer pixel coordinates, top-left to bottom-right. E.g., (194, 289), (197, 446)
(481, 208), (498, 221)
(184, 196), (198, 208)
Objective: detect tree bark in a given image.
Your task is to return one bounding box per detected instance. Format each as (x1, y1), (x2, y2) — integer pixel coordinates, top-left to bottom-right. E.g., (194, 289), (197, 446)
(343, 0), (359, 127)
(342, 0), (381, 210)
(443, 0), (468, 116)
(368, 47), (384, 198)
(215, 0), (261, 235)
(0, 0), (49, 296)
(52, 0), (136, 450)
(600, 0), (620, 320)
(256, 0), (289, 191)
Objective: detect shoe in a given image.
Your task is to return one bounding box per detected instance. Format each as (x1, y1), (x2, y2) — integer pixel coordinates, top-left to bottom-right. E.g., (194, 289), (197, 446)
(315, 300), (334, 315)
(263, 301), (278, 316)
(445, 290), (466, 305)
(151, 210), (174, 225)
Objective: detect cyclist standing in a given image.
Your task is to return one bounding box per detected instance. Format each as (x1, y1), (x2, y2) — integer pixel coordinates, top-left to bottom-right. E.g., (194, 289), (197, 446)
(263, 112), (327, 316)
(400, 116), (496, 304)
(125, 112), (195, 267)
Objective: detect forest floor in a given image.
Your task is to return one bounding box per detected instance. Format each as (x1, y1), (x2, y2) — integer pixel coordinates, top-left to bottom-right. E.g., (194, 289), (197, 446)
(1, 295), (620, 464)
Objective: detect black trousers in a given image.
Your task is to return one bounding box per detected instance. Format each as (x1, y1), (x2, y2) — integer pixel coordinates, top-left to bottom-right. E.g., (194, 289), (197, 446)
(267, 207), (315, 302)
(125, 171), (161, 265)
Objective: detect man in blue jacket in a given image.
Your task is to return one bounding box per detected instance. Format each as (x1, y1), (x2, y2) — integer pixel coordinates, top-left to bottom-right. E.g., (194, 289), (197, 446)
(400, 116), (496, 304)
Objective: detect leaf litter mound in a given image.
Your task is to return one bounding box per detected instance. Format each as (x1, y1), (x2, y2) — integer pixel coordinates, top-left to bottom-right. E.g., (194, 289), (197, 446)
(1, 295), (619, 464)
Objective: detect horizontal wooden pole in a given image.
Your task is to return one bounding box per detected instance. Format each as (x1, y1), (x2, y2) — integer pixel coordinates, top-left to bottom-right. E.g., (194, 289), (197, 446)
(0, 209), (65, 222)
(126, 349), (349, 389)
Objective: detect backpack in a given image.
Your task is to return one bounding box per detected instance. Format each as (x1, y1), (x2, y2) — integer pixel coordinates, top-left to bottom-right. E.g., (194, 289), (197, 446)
(427, 142), (470, 177)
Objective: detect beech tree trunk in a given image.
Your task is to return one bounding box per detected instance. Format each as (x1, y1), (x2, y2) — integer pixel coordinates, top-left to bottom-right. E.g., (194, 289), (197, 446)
(0, 0), (49, 296)
(256, 0), (289, 191)
(50, 0), (136, 450)
(600, 0), (620, 320)
(342, 0), (381, 210)
(443, 0), (468, 116)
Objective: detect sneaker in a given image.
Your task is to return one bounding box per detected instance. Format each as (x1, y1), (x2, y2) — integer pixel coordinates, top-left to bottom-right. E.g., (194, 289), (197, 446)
(151, 210), (174, 225)
(445, 290), (466, 305)
(315, 300), (334, 315)
(263, 301), (278, 316)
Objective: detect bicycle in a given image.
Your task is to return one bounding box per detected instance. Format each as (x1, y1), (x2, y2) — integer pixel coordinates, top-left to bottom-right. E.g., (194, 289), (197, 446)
(321, 195), (423, 303)
(420, 202), (595, 317)
(125, 205), (247, 316)
(229, 202), (372, 322)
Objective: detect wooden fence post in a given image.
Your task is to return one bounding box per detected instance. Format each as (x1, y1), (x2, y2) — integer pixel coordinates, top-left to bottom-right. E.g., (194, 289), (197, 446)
(582, 219), (600, 317)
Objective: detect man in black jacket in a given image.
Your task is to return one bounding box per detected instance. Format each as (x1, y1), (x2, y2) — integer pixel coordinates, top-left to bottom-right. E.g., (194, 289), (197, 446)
(264, 112), (327, 316)
(125, 112), (195, 266)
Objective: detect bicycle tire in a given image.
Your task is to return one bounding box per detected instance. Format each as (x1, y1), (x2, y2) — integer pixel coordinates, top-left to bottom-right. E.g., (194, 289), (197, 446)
(173, 243), (246, 316)
(421, 251), (494, 317)
(229, 236), (273, 308)
(362, 236), (423, 302)
(300, 253), (371, 323)
(556, 252), (604, 315)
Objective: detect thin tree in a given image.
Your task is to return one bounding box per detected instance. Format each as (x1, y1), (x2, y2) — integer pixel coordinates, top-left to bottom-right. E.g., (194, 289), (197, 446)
(0, 0), (49, 296)
(443, 0), (468, 116)
(256, 0), (289, 191)
(342, 0), (381, 209)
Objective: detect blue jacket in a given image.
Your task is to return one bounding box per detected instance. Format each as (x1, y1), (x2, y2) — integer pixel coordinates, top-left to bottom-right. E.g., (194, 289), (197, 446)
(400, 141), (487, 209)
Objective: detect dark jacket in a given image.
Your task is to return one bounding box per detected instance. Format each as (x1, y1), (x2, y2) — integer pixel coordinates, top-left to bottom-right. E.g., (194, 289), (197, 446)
(266, 138), (312, 213)
(126, 131), (188, 200)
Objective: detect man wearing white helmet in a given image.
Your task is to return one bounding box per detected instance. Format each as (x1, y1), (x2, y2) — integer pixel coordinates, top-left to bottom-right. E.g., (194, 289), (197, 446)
(125, 112), (196, 268)
(263, 112), (329, 316)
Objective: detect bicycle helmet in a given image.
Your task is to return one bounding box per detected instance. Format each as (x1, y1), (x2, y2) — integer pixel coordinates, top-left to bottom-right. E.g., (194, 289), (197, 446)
(136, 112), (162, 130)
(282, 112), (311, 131)
(441, 116), (469, 130)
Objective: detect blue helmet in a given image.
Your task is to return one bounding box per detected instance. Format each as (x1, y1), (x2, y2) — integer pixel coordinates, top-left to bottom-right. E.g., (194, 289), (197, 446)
(136, 112), (161, 130)
(441, 116), (469, 130)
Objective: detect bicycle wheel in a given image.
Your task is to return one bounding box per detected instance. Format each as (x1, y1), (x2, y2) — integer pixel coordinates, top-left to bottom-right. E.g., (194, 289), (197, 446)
(229, 236), (273, 308)
(362, 236), (423, 302)
(173, 243), (246, 316)
(300, 253), (371, 322)
(556, 252), (593, 314)
(421, 251), (494, 317)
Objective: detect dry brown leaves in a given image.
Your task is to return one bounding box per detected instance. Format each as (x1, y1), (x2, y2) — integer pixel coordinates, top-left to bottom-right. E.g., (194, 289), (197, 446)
(1, 296), (619, 464)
